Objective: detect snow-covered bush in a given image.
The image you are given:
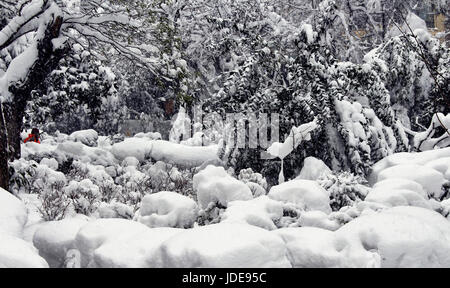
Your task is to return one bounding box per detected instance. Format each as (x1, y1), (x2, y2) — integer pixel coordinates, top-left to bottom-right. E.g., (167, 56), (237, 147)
(38, 181), (70, 221)
(136, 192), (198, 229)
(268, 179), (332, 214)
(319, 171), (370, 212)
(194, 165), (253, 210)
(238, 168), (268, 197)
(221, 196), (283, 231)
(64, 180), (101, 216)
(148, 223), (291, 268)
(69, 130), (99, 147)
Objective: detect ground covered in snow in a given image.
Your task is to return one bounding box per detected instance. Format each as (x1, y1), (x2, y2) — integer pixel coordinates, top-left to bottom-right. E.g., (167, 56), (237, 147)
(2, 130), (450, 268)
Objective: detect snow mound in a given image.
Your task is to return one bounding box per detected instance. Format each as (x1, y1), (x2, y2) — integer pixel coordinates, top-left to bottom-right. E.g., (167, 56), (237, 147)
(111, 137), (153, 162)
(221, 196), (283, 230)
(121, 156), (140, 167)
(40, 158), (59, 170)
(373, 178), (428, 198)
(69, 129), (99, 147)
(33, 216), (90, 267)
(268, 180), (331, 214)
(0, 233), (48, 268)
(56, 142), (116, 166)
(365, 188), (431, 209)
(297, 157), (332, 181)
(369, 147), (450, 184)
(194, 165), (253, 210)
(74, 219), (150, 267)
(150, 140), (219, 168)
(299, 211), (341, 231)
(136, 192), (198, 228)
(0, 188), (28, 237)
(93, 228), (182, 268)
(149, 223), (291, 268)
(275, 227), (345, 268)
(377, 164), (444, 198)
(335, 207), (450, 268)
(425, 157), (450, 180)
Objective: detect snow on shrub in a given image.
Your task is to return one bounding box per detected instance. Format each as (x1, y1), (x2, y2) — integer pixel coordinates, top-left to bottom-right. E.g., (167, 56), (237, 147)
(74, 219), (150, 267)
(318, 172), (369, 212)
(111, 137), (153, 162)
(92, 228), (182, 268)
(268, 179), (331, 214)
(121, 156), (140, 167)
(334, 206), (450, 268)
(136, 192), (198, 229)
(150, 140), (219, 168)
(298, 211), (341, 231)
(64, 179), (101, 216)
(275, 227), (346, 268)
(297, 157), (332, 181)
(39, 158), (59, 170)
(194, 165), (253, 210)
(69, 129), (99, 147)
(373, 178), (428, 198)
(148, 223), (291, 268)
(369, 147), (450, 185)
(238, 168), (268, 197)
(97, 202), (134, 220)
(0, 233), (49, 268)
(377, 164), (444, 199)
(0, 188), (28, 237)
(221, 196), (283, 230)
(365, 188), (432, 209)
(32, 215), (89, 268)
(56, 141), (116, 166)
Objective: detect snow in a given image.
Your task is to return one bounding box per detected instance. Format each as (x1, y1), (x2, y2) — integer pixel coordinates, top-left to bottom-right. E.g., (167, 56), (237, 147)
(335, 207), (450, 268)
(221, 196), (283, 230)
(111, 137), (153, 162)
(297, 157), (332, 180)
(268, 180), (332, 214)
(70, 129), (99, 147)
(369, 147), (450, 184)
(0, 188), (28, 237)
(32, 216), (89, 268)
(365, 188), (432, 209)
(150, 140), (219, 168)
(121, 156), (140, 167)
(148, 223), (291, 268)
(112, 138), (219, 167)
(56, 142), (116, 166)
(373, 178), (428, 198)
(275, 227), (345, 268)
(301, 24), (315, 44)
(299, 211), (341, 231)
(92, 228), (182, 268)
(425, 157), (450, 180)
(193, 165), (253, 210)
(0, 233), (49, 268)
(74, 219), (150, 267)
(388, 12), (427, 37)
(40, 158), (59, 170)
(267, 119), (318, 160)
(377, 164), (445, 198)
(136, 192), (198, 229)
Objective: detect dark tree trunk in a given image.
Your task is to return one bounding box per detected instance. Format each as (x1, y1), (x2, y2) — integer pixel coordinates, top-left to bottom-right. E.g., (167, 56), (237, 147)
(0, 16), (66, 191)
(0, 104), (9, 191)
